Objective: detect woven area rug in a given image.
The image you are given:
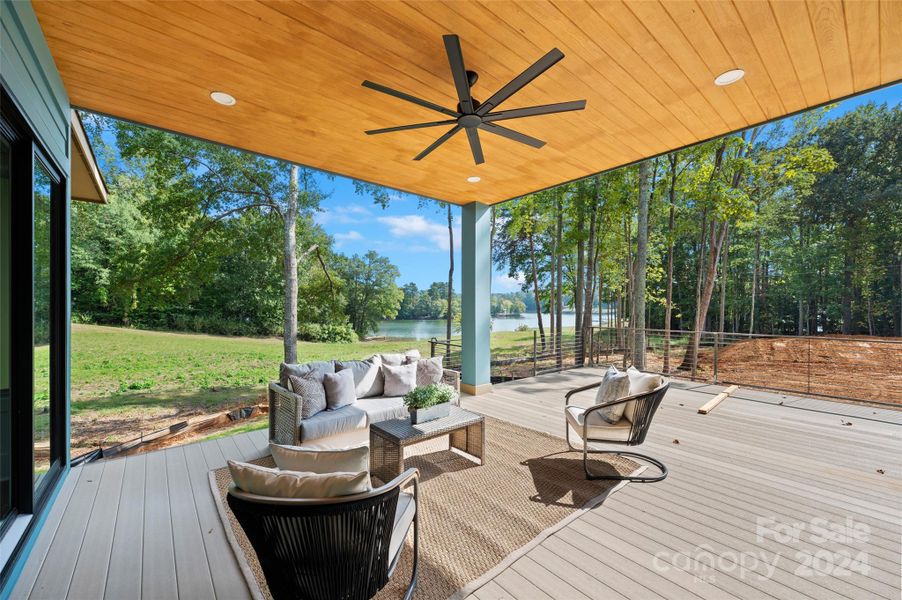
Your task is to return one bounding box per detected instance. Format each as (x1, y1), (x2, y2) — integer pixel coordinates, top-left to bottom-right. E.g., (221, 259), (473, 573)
(209, 416), (639, 600)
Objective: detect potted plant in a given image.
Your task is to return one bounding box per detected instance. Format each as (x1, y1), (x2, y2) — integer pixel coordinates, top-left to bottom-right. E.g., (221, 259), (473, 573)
(404, 383), (456, 424)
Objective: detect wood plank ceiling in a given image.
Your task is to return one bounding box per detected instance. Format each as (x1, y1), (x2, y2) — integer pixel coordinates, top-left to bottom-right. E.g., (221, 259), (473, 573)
(32, 0), (902, 205)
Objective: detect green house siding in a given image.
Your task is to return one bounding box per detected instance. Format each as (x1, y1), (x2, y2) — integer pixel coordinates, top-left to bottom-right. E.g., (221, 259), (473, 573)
(0, 1), (71, 594)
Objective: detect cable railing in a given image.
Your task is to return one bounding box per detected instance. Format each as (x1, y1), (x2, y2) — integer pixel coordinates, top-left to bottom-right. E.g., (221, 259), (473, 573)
(430, 327), (902, 405)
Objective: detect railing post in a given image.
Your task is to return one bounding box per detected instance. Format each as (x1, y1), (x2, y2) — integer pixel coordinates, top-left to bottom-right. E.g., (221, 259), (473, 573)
(430, 337), (436, 358)
(532, 330), (538, 377)
(713, 333), (719, 384)
(807, 337), (811, 394)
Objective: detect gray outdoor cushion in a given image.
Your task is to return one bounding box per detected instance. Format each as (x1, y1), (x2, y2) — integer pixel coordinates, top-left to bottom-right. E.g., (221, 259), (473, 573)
(297, 404), (368, 443)
(336, 356), (383, 398)
(415, 355), (444, 387)
(357, 396), (408, 424)
(383, 362), (417, 396)
(322, 369), (357, 410)
(380, 349), (421, 366)
(287, 373), (328, 419)
(595, 365), (631, 424)
(389, 491), (416, 570)
(280, 360), (335, 388)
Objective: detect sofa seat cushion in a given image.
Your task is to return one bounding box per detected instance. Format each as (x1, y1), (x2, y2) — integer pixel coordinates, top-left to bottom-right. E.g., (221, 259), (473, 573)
(298, 404), (368, 443)
(566, 405), (633, 442)
(357, 396), (408, 424)
(389, 491), (416, 571)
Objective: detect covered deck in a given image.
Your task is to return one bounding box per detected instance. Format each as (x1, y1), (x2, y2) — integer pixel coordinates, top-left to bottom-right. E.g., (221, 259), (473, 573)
(12, 370), (900, 599)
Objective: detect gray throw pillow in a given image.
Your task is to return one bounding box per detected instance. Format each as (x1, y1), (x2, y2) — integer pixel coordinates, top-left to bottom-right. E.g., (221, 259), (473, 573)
(416, 356), (444, 387)
(288, 373), (327, 420)
(322, 369), (357, 410)
(595, 365), (631, 424)
(336, 356), (383, 398)
(383, 362), (418, 396)
(280, 360), (335, 388)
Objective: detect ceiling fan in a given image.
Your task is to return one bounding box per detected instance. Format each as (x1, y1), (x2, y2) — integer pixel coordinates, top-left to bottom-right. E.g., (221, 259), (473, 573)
(361, 34), (586, 166)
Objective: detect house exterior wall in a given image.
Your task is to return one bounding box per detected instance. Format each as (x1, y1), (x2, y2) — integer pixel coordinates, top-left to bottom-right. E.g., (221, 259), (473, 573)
(0, 1), (71, 594)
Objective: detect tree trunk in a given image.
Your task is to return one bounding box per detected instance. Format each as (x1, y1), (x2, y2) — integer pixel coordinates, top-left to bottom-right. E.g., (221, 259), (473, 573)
(664, 154), (678, 372)
(719, 229), (730, 336)
(633, 160), (652, 370)
(555, 194), (564, 368)
(574, 194), (585, 365)
(750, 226), (760, 334)
(528, 229), (546, 350)
(446, 203), (454, 340)
(582, 192), (598, 358)
(841, 249), (853, 334)
(282, 165), (299, 363)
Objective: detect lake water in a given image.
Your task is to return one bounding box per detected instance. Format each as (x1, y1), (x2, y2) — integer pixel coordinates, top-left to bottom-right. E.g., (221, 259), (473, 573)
(375, 310), (611, 340)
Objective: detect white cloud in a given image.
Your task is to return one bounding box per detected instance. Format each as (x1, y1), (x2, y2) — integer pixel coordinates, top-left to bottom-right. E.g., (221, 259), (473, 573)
(333, 230), (363, 247)
(376, 214), (460, 252)
(314, 204), (372, 226)
(493, 272), (526, 293)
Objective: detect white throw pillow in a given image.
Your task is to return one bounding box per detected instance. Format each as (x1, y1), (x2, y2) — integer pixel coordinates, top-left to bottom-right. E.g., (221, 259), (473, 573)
(624, 367), (662, 422)
(269, 443), (369, 474)
(228, 460), (370, 498)
(380, 349), (421, 366)
(322, 369), (357, 410)
(383, 362), (418, 396)
(595, 365), (631, 424)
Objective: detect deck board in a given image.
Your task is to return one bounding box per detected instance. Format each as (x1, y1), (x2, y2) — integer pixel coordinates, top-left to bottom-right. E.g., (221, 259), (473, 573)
(10, 370), (901, 600)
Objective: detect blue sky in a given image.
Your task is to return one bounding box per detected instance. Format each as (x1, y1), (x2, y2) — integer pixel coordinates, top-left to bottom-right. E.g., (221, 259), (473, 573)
(310, 83), (902, 292)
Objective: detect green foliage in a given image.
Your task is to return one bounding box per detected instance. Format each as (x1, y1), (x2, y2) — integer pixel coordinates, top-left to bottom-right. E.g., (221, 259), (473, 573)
(298, 322), (358, 344)
(336, 251), (403, 336)
(402, 383), (456, 409)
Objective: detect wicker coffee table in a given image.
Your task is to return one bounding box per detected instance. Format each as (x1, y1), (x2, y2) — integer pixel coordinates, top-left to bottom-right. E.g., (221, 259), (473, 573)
(369, 406), (485, 483)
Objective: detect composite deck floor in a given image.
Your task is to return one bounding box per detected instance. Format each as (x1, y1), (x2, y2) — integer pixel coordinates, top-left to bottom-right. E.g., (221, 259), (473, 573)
(12, 370), (902, 600)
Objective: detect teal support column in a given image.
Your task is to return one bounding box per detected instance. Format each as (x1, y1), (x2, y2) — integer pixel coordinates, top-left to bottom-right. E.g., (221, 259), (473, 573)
(460, 201), (492, 395)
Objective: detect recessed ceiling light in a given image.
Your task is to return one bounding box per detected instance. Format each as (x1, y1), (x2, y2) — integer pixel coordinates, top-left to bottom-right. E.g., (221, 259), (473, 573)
(714, 69), (745, 86)
(210, 91), (237, 106)
(467, 176), (481, 183)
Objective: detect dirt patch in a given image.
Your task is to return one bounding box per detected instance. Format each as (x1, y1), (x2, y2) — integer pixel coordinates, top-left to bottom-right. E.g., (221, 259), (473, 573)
(696, 336), (902, 404)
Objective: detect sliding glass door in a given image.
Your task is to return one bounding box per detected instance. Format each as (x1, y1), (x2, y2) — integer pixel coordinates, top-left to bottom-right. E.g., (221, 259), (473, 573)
(0, 88), (66, 546)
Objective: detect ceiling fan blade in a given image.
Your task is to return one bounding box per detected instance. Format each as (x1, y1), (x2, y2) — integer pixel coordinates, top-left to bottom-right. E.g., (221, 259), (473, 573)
(366, 119), (458, 135)
(362, 80), (459, 118)
(478, 123), (545, 149)
(414, 125), (462, 161)
(476, 48), (565, 116)
(465, 128), (485, 165)
(482, 100), (586, 122)
(443, 34), (475, 114)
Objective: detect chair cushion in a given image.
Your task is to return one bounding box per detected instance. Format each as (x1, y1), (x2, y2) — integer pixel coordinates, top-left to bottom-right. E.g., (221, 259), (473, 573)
(287, 373), (328, 420)
(336, 356), (384, 398)
(357, 396), (408, 423)
(269, 443), (369, 474)
(383, 362), (418, 396)
(389, 491), (416, 569)
(415, 356), (444, 387)
(566, 405), (633, 442)
(625, 367), (663, 422)
(298, 405), (368, 443)
(228, 460), (370, 498)
(280, 361), (335, 388)
(322, 369), (357, 410)
(380, 349), (421, 366)
(594, 365), (630, 424)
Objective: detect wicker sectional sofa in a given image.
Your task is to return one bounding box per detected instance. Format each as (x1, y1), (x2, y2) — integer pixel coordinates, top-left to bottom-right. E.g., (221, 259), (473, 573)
(269, 351), (460, 448)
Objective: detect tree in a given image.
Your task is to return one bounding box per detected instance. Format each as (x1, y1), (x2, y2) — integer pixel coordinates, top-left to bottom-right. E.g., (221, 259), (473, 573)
(632, 160), (652, 369)
(337, 251), (403, 337)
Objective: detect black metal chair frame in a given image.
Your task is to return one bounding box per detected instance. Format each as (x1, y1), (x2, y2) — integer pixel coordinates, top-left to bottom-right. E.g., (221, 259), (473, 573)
(227, 468), (419, 600)
(565, 379), (669, 483)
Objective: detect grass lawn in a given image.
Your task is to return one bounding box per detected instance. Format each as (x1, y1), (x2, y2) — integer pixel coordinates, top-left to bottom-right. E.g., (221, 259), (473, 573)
(47, 324), (545, 452)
